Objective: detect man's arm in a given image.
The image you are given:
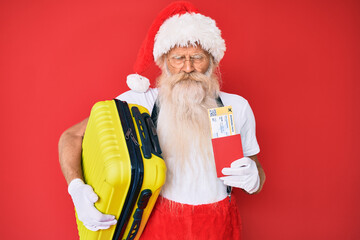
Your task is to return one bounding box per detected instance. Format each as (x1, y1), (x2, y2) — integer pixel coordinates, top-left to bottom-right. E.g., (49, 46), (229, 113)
(248, 155), (265, 194)
(58, 118), (88, 185)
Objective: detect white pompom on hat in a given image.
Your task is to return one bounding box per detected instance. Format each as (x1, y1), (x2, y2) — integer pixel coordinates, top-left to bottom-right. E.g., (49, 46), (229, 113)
(126, 74), (150, 93)
(127, 1), (226, 92)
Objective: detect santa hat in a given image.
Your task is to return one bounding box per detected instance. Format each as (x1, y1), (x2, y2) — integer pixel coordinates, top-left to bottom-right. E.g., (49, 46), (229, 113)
(127, 1), (226, 93)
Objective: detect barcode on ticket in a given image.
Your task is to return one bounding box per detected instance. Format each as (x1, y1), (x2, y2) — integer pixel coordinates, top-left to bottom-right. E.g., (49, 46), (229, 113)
(209, 109), (217, 117)
(208, 106), (236, 138)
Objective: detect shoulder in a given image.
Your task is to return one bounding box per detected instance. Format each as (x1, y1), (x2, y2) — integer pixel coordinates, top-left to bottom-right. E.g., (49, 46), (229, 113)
(115, 88), (158, 113)
(116, 88), (158, 100)
(219, 91), (250, 113)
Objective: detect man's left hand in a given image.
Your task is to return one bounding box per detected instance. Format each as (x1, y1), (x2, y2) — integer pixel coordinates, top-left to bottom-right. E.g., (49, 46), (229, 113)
(220, 157), (260, 194)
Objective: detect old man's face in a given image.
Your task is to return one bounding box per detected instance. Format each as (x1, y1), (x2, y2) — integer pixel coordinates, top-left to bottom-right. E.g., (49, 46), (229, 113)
(166, 45), (211, 75)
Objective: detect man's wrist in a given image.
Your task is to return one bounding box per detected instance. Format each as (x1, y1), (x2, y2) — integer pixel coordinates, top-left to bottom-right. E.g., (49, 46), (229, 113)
(68, 178), (85, 195)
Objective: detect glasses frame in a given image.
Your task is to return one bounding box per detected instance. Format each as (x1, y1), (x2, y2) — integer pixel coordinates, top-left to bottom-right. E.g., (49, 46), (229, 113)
(167, 53), (210, 70)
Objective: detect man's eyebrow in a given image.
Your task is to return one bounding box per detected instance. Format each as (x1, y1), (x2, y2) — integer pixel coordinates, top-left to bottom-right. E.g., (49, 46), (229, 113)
(169, 54), (184, 57)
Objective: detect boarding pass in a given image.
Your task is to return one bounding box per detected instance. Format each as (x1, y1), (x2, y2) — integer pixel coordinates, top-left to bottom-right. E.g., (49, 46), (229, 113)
(208, 106), (236, 138)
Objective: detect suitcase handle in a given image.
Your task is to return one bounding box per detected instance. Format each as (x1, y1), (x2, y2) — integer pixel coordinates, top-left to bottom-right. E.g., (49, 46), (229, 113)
(143, 114), (162, 156)
(125, 189), (152, 240)
(131, 107), (152, 159)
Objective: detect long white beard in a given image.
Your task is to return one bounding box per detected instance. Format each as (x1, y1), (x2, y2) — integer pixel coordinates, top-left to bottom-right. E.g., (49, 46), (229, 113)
(157, 71), (219, 168)
(156, 71), (226, 204)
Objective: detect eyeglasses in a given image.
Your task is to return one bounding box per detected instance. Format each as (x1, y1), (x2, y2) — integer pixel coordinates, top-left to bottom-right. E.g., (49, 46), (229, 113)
(168, 53), (209, 69)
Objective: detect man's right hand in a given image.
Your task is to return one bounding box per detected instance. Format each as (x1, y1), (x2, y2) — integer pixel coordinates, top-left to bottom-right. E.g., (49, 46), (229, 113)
(68, 178), (117, 231)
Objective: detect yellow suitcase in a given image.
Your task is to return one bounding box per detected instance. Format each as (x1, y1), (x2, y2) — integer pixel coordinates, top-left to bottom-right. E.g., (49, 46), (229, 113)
(76, 99), (166, 240)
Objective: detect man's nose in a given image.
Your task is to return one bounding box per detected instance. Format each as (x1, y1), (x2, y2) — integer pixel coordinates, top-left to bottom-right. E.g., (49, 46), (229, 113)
(181, 59), (195, 73)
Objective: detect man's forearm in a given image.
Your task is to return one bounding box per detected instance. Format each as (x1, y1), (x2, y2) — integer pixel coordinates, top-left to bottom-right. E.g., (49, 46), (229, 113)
(59, 131), (84, 185)
(58, 118), (88, 185)
(248, 155), (266, 194)
(255, 166), (265, 194)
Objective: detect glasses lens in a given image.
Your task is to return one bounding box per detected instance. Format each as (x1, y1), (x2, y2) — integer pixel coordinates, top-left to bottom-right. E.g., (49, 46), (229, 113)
(168, 54), (208, 69)
(191, 54), (205, 65)
(169, 56), (185, 68)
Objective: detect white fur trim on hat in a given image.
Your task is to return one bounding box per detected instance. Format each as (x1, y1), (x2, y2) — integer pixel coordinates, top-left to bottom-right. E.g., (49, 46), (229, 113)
(126, 74), (150, 93)
(153, 13), (226, 63)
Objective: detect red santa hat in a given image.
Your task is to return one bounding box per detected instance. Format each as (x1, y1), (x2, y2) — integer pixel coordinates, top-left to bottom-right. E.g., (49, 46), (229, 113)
(126, 1), (226, 93)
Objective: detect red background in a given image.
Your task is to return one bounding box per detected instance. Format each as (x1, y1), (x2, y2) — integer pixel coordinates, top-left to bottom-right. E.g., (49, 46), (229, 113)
(1, 0), (359, 239)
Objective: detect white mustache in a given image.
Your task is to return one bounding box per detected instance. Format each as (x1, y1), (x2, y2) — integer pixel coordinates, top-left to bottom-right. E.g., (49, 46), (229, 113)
(170, 72), (207, 87)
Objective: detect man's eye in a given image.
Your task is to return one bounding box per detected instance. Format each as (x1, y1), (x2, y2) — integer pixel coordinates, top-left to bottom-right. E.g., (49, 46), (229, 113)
(191, 55), (204, 60)
(191, 55), (204, 62)
(172, 56), (184, 60)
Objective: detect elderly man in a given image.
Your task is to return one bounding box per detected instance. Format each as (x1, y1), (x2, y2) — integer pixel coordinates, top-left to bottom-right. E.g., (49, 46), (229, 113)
(59, 1), (265, 239)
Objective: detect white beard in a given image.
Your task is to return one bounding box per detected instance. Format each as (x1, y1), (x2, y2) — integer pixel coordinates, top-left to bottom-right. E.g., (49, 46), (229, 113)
(156, 71), (228, 204)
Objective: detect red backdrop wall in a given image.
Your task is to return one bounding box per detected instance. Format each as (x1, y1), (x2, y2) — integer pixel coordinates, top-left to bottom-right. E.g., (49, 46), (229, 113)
(0, 0), (359, 239)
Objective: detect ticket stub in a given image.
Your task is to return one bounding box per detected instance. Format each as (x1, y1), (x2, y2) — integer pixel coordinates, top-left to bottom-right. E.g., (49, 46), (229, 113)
(208, 106), (236, 139)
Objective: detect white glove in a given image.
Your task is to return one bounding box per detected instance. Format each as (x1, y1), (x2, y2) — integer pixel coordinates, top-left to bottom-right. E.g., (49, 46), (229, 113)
(220, 157), (260, 194)
(68, 178), (117, 231)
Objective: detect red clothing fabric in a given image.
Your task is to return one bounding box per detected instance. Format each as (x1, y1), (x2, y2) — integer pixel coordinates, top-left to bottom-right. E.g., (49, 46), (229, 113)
(140, 195), (242, 240)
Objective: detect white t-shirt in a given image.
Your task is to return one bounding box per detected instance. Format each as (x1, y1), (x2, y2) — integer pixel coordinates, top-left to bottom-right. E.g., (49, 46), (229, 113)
(116, 88), (260, 204)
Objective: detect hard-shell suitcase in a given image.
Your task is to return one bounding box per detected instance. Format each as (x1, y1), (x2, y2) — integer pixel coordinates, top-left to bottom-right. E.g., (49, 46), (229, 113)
(76, 99), (166, 240)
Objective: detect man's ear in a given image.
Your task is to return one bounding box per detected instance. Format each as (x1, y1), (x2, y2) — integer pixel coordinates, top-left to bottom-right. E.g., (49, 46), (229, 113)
(155, 55), (166, 69)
